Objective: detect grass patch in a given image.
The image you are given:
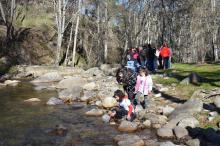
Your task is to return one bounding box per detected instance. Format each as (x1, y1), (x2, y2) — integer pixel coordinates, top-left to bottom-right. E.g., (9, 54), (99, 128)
(154, 63), (220, 98)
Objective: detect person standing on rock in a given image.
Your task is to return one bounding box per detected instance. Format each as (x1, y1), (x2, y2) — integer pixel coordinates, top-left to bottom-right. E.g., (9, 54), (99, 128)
(134, 67), (153, 109)
(109, 90), (136, 121)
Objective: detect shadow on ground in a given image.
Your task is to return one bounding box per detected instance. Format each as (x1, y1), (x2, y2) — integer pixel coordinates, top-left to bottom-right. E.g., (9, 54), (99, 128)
(186, 126), (220, 146)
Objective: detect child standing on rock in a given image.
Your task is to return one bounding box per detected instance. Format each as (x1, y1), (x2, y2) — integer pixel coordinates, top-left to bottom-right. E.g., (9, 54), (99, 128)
(109, 90), (136, 121)
(134, 67), (153, 109)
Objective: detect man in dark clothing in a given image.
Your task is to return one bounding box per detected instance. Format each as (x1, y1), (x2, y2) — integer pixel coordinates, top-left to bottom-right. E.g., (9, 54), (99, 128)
(147, 44), (156, 72)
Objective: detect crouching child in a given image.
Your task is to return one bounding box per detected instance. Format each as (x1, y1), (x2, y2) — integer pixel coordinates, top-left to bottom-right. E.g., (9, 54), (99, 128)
(109, 90), (136, 121)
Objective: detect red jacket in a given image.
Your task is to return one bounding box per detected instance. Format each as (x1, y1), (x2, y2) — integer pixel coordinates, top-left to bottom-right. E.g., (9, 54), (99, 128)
(160, 47), (171, 58)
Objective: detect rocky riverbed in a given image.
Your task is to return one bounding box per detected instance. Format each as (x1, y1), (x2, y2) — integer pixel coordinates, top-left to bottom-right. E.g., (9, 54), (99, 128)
(1, 65), (220, 146)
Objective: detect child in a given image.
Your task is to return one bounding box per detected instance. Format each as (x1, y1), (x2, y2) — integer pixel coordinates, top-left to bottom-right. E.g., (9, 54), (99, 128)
(109, 90), (136, 121)
(134, 67), (153, 109)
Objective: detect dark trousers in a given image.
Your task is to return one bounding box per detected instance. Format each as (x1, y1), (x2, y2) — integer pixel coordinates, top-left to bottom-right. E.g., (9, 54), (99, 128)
(112, 107), (136, 121)
(148, 59), (155, 71)
(163, 57), (170, 69)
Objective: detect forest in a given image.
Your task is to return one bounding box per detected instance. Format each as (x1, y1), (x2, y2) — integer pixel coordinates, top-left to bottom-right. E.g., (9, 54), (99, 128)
(0, 0), (219, 68)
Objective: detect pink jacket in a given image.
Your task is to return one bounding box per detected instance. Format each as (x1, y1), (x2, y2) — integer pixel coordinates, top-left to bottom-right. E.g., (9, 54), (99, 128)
(135, 75), (153, 95)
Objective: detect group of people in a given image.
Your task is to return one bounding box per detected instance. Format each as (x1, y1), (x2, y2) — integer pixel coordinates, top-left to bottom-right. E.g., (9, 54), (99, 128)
(110, 67), (153, 122)
(124, 43), (172, 73)
(109, 43), (172, 122)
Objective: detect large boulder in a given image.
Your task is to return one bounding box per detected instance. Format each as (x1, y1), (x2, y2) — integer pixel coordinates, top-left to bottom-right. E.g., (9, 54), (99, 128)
(177, 117), (199, 128)
(161, 106), (175, 116)
(79, 90), (97, 102)
(157, 128), (174, 138)
(31, 72), (63, 83)
(118, 121), (138, 132)
(102, 97), (118, 108)
(85, 109), (103, 116)
(173, 126), (188, 139)
(47, 97), (63, 105)
(114, 134), (145, 146)
(56, 77), (87, 89)
(100, 64), (119, 76)
(58, 87), (83, 101)
(214, 96), (220, 108)
(170, 98), (203, 119)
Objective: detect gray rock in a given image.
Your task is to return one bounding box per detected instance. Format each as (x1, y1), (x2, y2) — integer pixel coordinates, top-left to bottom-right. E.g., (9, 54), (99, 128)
(71, 103), (85, 110)
(85, 67), (104, 77)
(24, 98), (41, 102)
(58, 87), (83, 101)
(4, 80), (20, 86)
(170, 98), (203, 119)
(186, 139), (200, 146)
(159, 87), (169, 92)
(214, 96), (220, 108)
(31, 72), (63, 83)
(118, 121), (138, 132)
(95, 100), (102, 107)
(80, 90), (96, 102)
(189, 72), (201, 84)
(144, 139), (159, 146)
(83, 82), (97, 91)
(100, 64), (112, 75)
(163, 115), (189, 129)
(114, 134), (145, 146)
(180, 77), (190, 85)
(173, 126), (188, 139)
(143, 120), (151, 128)
(47, 97), (63, 105)
(209, 111), (218, 117)
(56, 77), (87, 89)
(85, 109), (103, 116)
(143, 113), (168, 126)
(162, 106), (175, 116)
(159, 141), (178, 146)
(102, 114), (111, 123)
(157, 128), (174, 138)
(177, 117), (199, 128)
(180, 72), (201, 85)
(102, 97), (118, 108)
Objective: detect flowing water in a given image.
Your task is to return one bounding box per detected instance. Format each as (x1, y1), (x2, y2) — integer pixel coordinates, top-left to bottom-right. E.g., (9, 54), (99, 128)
(0, 81), (120, 146)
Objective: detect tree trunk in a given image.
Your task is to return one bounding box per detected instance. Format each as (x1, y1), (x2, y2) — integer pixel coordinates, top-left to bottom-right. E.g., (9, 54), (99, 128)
(104, 1), (108, 63)
(72, 0), (81, 67)
(64, 21), (74, 66)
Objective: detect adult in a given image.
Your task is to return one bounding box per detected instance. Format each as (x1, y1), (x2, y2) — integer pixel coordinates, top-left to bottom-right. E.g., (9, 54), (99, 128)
(139, 46), (147, 68)
(147, 44), (156, 72)
(160, 43), (171, 70)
